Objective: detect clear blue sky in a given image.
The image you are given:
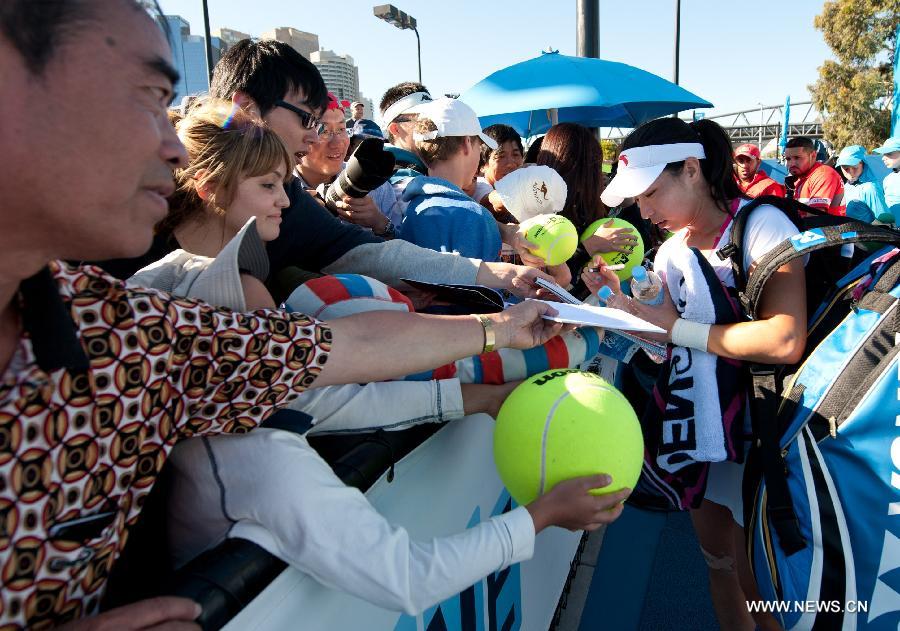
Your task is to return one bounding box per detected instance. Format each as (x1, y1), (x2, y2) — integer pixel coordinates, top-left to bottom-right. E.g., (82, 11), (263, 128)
(160, 0), (833, 121)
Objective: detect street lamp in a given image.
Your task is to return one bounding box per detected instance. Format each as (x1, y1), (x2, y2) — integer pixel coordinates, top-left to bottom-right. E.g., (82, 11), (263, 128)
(373, 4), (421, 83)
(757, 102), (764, 147)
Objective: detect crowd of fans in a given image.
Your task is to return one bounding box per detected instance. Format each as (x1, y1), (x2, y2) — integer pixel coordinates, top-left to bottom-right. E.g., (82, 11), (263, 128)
(1, 1), (899, 630)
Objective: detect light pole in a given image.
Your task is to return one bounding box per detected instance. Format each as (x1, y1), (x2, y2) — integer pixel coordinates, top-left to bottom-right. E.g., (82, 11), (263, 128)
(673, 0), (681, 85)
(201, 0), (214, 81)
(373, 4), (421, 83)
(758, 102), (764, 147)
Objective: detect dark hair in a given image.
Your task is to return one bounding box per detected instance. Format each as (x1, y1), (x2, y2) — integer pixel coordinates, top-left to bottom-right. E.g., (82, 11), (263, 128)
(0, 0), (169, 75)
(523, 136), (544, 164)
(535, 123), (605, 230)
(479, 124), (524, 169)
(209, 39), (329, 116)
(785, 136), (816, 152)
(622, 117), (743, 213)
(379, 81), (430, 115)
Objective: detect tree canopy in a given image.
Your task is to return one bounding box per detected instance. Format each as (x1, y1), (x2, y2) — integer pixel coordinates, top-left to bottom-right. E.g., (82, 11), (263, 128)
(809, 0), (898, 149)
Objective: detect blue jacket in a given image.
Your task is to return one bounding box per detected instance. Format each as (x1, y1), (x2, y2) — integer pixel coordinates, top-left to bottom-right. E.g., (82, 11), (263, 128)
(884, 170), (900, 222)
(400, 176), (502, 262)
(844, 164), (890, 223)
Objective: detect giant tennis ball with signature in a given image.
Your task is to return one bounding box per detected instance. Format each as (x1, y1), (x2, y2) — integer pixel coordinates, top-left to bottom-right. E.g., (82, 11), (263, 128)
(493, 369), (643, 505)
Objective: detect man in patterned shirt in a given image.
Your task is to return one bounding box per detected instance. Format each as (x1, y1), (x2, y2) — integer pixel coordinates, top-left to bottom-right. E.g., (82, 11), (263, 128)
(0, 2), (565, 628)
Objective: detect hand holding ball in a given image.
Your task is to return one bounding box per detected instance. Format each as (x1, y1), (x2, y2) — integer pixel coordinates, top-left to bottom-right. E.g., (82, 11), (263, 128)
(519, 214), (578, 266)
(493, 369), (643, 505)
(580, 217), (644, 281)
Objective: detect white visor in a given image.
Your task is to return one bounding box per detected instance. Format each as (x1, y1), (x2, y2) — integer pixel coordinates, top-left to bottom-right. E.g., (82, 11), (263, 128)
(380, 91), (433, 128)
(601, 142), (706, 207)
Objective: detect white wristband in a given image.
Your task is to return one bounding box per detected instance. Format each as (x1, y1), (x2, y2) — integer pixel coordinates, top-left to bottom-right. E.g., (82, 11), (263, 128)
(671, 318), (711, 352)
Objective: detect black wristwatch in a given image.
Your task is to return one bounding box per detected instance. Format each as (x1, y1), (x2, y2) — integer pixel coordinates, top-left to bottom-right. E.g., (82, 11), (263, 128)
(374, 220), (396, 239)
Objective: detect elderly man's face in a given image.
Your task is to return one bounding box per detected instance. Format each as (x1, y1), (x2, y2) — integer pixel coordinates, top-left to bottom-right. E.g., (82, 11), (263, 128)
(0, 0), (188, 262)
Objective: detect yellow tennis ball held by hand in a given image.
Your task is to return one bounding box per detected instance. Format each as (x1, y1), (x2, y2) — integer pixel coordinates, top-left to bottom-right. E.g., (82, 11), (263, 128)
(581, 217), (644, 281)
(493, 369), (643, 505)
(519, 214), (578, 266)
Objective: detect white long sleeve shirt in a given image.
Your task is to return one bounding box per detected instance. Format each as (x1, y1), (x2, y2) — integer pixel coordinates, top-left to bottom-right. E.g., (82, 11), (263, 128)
(166, 428), (535, 615)
(292, 377), (463, 434)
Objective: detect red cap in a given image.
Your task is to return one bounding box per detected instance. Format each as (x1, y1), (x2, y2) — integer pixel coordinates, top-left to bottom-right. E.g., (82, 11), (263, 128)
(734, 143), (761, 159)
(326, 92), (349, 113)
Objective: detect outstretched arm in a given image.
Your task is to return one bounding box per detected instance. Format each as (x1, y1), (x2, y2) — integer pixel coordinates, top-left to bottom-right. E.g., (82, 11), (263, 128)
(314, 300), (564, 388)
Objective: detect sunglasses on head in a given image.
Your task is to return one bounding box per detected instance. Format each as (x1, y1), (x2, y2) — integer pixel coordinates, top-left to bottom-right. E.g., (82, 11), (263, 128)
(274, 100), (320, 130)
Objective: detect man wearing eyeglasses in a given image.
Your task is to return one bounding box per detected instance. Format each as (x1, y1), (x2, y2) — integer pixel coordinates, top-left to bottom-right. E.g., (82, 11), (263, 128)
(298, 96), (401, 237)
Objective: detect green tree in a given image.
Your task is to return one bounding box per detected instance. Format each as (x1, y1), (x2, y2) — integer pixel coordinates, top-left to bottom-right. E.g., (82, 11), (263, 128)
(809, 0), (898, 149)
(600, 139), (619, 160)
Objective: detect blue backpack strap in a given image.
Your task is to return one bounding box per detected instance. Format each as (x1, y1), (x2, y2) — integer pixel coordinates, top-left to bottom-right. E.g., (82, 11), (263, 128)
(715, 195), (807, 294)
(740, 221), (900, 319)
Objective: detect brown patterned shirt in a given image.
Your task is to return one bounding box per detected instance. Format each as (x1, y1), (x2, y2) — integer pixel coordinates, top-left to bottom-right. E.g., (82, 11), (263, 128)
(0, 262), (331, 629)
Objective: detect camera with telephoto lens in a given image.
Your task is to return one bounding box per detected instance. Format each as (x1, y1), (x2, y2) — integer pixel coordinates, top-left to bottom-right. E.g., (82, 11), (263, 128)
(321, 138), (396, 213)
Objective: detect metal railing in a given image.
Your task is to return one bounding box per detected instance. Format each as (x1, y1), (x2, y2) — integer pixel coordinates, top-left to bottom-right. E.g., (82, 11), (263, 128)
(603, 101), (822, 144)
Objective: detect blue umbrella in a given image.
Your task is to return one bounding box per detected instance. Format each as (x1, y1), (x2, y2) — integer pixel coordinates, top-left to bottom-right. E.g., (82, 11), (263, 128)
(458, 50), (712, 137)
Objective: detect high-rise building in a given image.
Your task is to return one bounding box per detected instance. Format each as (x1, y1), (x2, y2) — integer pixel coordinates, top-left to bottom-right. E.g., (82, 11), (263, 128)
(261, 27), (319, 60)
(213, 27), (251, 52)
(310, 49), (360, 103)
(165, 16), (223, 102)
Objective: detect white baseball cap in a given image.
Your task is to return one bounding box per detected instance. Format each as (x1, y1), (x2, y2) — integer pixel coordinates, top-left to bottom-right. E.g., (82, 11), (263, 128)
(493, 165), (567, 222)
(411, 97), (498, 150)
(601, 142), (706, 207)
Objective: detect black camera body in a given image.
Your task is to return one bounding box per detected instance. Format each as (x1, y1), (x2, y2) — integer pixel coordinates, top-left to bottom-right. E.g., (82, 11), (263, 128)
(322, 138), (396, 212)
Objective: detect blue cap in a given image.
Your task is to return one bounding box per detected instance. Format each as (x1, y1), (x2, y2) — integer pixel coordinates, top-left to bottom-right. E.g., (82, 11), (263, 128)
(631, 265), (648, 282)
(597, 286), (614, 302)
(350, 118), (384, 139)
(835, 145), (866, 167)
(874, 137), (900, 155)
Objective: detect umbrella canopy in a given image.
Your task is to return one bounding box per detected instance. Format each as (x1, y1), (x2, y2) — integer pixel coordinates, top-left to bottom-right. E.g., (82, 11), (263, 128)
(459, 50), (712, 137)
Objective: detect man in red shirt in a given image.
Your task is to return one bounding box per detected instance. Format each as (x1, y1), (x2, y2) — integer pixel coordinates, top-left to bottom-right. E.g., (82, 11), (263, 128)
(783, 136), (844, 214)
(733, 143), (785, 198)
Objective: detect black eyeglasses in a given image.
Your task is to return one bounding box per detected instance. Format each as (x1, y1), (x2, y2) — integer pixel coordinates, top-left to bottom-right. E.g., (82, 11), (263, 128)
(274, 100), (320, 130)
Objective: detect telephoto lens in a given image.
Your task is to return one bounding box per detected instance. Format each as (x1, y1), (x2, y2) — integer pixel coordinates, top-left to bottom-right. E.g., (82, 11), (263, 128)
(322, 138), (396, 212)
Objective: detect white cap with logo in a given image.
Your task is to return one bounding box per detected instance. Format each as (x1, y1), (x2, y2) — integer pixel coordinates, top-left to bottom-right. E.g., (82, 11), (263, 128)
(493, 165), (567, 222)
(411, 97), (498, 150)
(601, 142), (706, 207)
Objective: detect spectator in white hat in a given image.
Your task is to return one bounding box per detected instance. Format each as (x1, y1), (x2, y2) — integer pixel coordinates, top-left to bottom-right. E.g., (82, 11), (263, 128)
(399, 98), (504, 261)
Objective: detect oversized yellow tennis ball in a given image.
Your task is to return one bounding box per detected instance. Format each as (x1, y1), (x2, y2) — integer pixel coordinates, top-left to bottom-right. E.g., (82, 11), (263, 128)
(520, 214), (578, 266)
(493, 369), (643, 505)
(580, 217), (645, 281)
